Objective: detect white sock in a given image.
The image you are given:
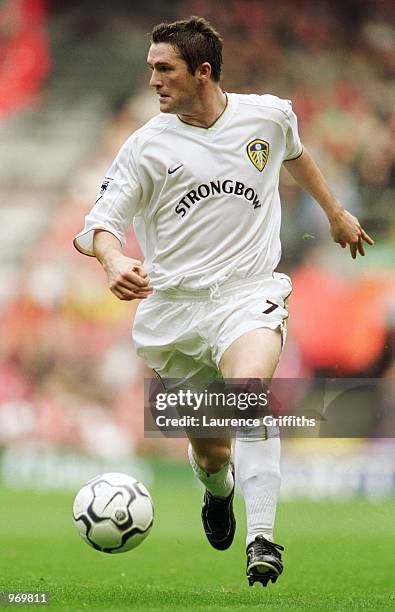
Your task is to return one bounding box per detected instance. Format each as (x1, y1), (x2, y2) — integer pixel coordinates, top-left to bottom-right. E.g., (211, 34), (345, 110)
(188, 443), (234, 498)
(235, 437), (281, 547)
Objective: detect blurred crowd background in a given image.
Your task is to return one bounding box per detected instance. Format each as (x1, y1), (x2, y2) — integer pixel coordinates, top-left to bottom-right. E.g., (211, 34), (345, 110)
(0, 0), (394, 494)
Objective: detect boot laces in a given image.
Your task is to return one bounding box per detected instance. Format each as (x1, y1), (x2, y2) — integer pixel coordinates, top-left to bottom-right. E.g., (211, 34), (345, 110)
(254, 536), (284, 558)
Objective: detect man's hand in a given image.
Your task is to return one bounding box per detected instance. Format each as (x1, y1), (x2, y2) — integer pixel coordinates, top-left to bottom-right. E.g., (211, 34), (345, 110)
(104, 253), (153, 301)
(329, 209), (374, 259)
(92, 229), (153, 300)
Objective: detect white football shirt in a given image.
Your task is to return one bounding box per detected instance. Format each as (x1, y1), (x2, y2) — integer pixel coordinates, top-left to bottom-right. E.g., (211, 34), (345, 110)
(73, 93), (302, 289)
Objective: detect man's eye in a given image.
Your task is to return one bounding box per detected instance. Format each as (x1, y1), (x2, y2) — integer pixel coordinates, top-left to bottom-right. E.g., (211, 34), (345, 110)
(147, 65), (173, 73)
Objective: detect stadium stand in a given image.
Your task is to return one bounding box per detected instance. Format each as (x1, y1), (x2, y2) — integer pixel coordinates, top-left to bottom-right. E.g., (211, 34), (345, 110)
(0, 0), (394, 467)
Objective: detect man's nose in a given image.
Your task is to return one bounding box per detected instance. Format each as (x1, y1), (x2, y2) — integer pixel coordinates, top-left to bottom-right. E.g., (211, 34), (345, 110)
(149, 70), (162, 88)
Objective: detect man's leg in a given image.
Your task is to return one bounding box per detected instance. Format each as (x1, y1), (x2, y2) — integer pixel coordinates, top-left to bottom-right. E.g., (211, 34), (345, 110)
(188, 434), (236, 550)
(188, 436), (233, 495)
(219, 327), (284, 586)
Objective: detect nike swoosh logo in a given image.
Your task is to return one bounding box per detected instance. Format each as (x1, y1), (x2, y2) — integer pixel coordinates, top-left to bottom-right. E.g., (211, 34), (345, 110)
(168, 164), (184, 175)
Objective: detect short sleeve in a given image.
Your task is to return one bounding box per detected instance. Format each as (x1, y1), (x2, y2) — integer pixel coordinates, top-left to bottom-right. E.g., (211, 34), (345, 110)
(73, 138), (142, 256)
(283, 101), (303, 161)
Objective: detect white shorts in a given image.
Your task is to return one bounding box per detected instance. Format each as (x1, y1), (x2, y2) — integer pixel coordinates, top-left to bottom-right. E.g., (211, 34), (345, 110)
(133, 273), (292, 385)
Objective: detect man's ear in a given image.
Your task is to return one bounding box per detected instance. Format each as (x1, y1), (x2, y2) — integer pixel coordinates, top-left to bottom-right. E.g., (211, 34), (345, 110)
(198, 62), (212, 82)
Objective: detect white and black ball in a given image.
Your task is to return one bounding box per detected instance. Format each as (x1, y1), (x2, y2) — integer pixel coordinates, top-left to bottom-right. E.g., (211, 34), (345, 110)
(72, 472), (154, 553)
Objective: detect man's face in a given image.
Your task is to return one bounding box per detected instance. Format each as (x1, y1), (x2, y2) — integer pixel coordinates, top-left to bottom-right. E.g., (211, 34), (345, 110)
(147, 43), (199, 114)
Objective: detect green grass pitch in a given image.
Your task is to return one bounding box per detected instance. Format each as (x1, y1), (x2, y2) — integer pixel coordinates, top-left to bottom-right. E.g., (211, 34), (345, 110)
(0, 464), (394, 611)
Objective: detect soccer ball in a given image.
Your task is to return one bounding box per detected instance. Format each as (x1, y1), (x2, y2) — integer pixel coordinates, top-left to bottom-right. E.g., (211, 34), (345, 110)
(72, 472), (154, 553)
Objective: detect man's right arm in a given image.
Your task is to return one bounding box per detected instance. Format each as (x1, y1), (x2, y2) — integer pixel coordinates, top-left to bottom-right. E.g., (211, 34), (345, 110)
(93, 230), (153, 301)
(284, 148), (374, 259)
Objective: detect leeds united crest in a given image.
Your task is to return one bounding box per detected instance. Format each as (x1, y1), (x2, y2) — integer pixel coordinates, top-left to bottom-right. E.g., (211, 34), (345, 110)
(247, 139), (269, 172)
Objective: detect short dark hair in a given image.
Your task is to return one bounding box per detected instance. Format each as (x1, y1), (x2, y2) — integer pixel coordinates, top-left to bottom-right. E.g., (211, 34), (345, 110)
(151, 16), (223, 82)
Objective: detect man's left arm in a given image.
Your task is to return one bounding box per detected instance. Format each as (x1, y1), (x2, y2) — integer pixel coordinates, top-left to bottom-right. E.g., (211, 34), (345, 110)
(284, 147), (374, 259)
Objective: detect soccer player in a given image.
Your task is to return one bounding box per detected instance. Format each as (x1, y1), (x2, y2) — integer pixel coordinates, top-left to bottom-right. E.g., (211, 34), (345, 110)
(73, 17), (373, 587)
